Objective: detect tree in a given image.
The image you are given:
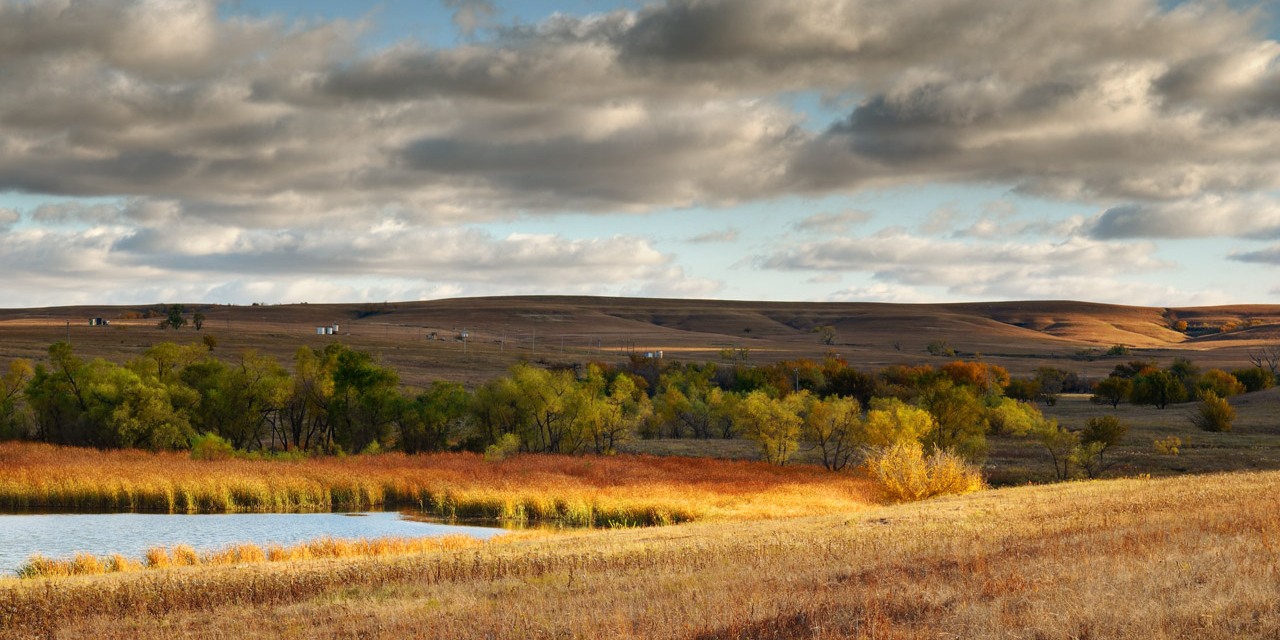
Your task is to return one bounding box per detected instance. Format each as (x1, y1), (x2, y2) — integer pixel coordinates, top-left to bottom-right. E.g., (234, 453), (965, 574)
(1195, 369), (1245, 399)
(396, 381), (470, 454)
(735, 390), (806, 465)
(862, 397), (935, 447)
(1090, 376), (1133, 408)
(329, 346), (400, 452)
(1075, 415), (1128, 478)
(918, 380), (987, 461)
(1248, 345), (1280, 376)
(202, 334), (218, 351)
(651, 366), (733, 439)
(1231, 367), (1275, 393)
(940, 361), (1010, 395)
(192, 312), (206, 331)
(1031, 366), (1069, 405)
(803, 395), (862, 471)
(165, 305), (187, 330)
(507, 364), (589, 454)
(578, 367), (650, 455)
(1129, 369), (1186, 409)
(1033, 420), (1078, 481)
(1191, 391), (1235, 432)
(813, 325), (836, 345)
(984, 397), (1044, 436)
(0, 359), (33, 440)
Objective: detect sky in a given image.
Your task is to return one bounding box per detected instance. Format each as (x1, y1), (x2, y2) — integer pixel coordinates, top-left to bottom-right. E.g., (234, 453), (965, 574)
(2, 0), (1280, 308)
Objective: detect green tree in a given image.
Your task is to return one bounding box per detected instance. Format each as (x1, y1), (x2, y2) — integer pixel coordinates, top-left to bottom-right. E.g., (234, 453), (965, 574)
(1191, 391), (1235, 432)
(803, 395), (862, 471)
(1032, 420), (1078, 481)
(918, 380), (987, 460)
(650, 365), (734, 439)
(1231, 367), (1275, 393)
(396, 381), (470, 454)
(192, 312), (206, 331)
(0, 359), (33, 440)
(1090, 376), (1133, 408)
(165, 305), (187, 330)
(1075, 415), (1128, 478)
(578, 367), (650, 455)
(1130, 369), (1186, 409)
(735, 390), (806, 465)
(813, 325), (836, 345)
(862, 397), (936, 447)
(329, 346), (400, 452)
(507, 364), (590, 454)
(984, 397), (1044, 436)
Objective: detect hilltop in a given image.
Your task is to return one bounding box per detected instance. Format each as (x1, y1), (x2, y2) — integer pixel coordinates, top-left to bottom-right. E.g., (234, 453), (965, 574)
(0, 296), (1277, 386)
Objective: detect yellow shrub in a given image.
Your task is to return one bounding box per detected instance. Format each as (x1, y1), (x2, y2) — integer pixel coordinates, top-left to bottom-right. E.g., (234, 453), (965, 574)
(865, 442), (984, 503)
(1153, 436), (1182, 456)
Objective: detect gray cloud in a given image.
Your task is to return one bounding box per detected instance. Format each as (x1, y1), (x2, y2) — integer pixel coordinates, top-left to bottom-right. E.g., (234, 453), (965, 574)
(791, 210), (872, 234)
(1088, 196), (1280, 239)
(687, 228), (740, 243)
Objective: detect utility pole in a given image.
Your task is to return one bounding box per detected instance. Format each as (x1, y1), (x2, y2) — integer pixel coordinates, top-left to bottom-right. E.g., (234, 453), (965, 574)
(794, 368), (800, 393)
(532, 328), (536, 352)
(66, 321), (70, 344)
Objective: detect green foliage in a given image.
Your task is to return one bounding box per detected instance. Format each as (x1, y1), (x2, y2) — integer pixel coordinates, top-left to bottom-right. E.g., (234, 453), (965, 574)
(202, 334), (218, 351)
(813, 325), (836, 345)
(1105, 344), (1131, 357)
(1129, 369), (1186, 409)
(650, 365), (734, 439)
(396, 381), (470, 454)
(189, 433), (236, 461)
(803, 395), (862, 471)
(1075, 416), (1128, 478)
(329, 346), (400, 452)
(1090, 376), (1132, 408)
(1191, 391), (1235, 432)
(984, 397), (1044, 437)
(862, 397), (935, 446)
(192, 312), (206, 331)
(918, 380), (987, 461)
(1032, 420), (1078, 481)
(735, 390), (806, 465)
(926, 340), (956, 357)
(483, 432), (522, 462)
(165, 305), (187, 330)
(0, 359), (33, 440)
(1231, 367), (1275, 393)
(1003, 378), (1041, 402)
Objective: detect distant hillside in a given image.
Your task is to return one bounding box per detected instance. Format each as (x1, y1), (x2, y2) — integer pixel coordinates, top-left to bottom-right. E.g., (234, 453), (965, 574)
(0, 297), (1276, 384)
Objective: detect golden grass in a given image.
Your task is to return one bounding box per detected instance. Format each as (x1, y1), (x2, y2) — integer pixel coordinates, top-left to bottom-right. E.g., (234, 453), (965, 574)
(16, 532), (546, 579)
(0, 442), (876, 525)
(4, 469), (1280, 639)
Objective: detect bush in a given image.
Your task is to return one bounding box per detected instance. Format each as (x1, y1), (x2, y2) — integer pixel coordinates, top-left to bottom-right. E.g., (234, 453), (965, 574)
(926, 340), (956, 357)
(864, 441), (983, 503)
(189, 433), (236, 461)
(1153, 436), (1181, 456)
(483, 433), (522, 462)
(1191, 391), (1235, 432)
(1231, 367), (1275, 393)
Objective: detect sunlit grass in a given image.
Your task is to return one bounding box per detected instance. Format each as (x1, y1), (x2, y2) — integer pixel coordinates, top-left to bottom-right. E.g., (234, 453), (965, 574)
(0, 442), (877, 525)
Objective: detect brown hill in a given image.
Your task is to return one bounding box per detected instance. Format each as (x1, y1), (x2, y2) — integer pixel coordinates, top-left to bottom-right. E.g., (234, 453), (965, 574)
(0, 297), (1277, 386)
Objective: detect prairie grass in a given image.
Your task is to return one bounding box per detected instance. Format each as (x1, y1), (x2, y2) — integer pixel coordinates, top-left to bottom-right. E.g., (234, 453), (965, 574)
(16, 532), (546, 579)
(4, 469), (1280, 638)
(0, 442), (876, 525)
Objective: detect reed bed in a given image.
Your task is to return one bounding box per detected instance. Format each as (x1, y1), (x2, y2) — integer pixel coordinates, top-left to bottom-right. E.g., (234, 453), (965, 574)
(0, 442), (875, 525)
(15, 532), (547, 579)
(4, 470), (1280, 638)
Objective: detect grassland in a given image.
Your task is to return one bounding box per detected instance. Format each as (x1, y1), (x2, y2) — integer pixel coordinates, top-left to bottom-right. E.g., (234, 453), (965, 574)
(2, 296), (1277, 385)
(0, 443), (876, 525)
(4, 469), (1279, 639)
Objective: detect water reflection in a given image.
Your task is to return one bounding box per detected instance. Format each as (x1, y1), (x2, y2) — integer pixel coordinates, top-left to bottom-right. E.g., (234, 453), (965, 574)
(0, 511), (510, 576)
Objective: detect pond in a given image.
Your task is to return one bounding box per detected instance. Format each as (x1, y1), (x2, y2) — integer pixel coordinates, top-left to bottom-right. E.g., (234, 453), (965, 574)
(0, 511), (510, 576)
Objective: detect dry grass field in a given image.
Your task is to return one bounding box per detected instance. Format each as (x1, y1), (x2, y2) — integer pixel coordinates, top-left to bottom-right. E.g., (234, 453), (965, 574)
(2, 296), (1278, 385)
(4, 469), (1279, 639)
(0, 443), (876, 524)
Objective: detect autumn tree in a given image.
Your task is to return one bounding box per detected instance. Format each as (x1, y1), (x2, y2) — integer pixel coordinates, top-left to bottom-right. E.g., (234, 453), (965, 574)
(735, 390), (806, 465)
(1090, 376), (1133, 408)
(803, 395), (862, 471)
(396, 381), (470, 454)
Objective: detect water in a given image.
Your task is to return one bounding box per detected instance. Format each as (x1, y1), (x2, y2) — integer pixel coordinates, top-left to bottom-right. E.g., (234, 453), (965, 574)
(0, 511), (508, 576)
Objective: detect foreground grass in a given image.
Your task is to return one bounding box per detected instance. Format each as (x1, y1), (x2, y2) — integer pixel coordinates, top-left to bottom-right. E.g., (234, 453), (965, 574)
(4, 469), (1279, 638)
(0, 442), (875, 525)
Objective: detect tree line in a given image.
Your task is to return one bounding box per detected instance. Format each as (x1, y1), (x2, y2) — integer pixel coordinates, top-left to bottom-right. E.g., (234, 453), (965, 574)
(0, 342), (1269, 475)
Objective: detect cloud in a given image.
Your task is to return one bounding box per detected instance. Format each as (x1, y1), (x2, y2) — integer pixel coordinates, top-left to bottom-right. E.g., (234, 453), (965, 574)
(440, 0), (499, 37)
(1088, 195), (1280, 239)
(1230, 244), (1280, 265)
(687, 228), (740, 243)
(750, 229), (1224, 305)
(791, 210), (872, 234)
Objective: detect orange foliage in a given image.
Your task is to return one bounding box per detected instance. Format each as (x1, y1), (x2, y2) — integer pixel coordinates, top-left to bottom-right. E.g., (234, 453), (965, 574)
(940, 361), (1010, 394)
(0, 442), (875, 526)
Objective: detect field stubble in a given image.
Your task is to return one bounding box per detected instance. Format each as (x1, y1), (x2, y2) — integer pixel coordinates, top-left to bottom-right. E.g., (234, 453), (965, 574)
(3, 469), (1280, 638)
